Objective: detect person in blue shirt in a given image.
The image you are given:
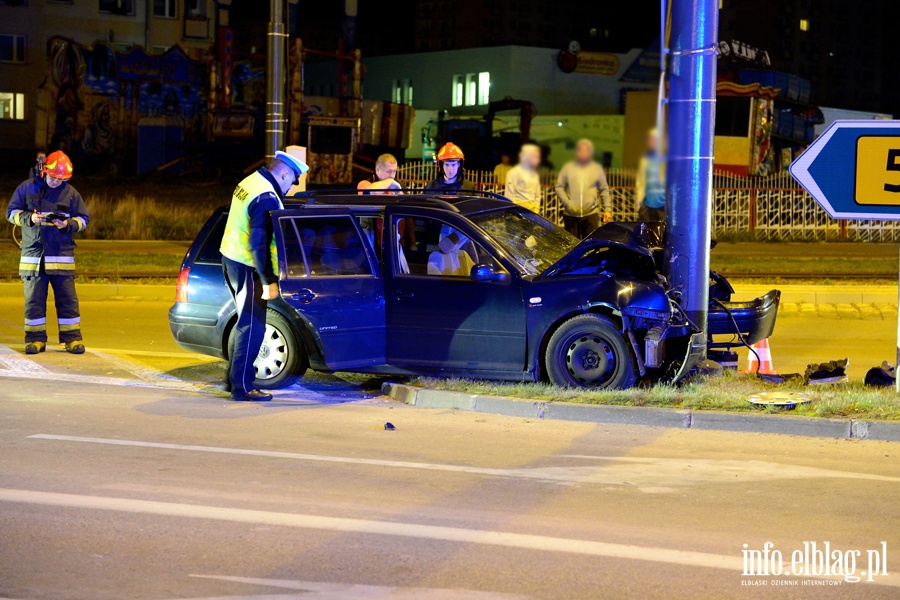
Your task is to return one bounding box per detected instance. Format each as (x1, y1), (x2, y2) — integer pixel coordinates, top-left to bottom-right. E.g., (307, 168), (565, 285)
(635, 128), (666, 222)
(219, 150), (308, 402)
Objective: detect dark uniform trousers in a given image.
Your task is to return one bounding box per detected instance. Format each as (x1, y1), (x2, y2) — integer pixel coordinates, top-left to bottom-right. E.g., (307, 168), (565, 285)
(222, 256), (266, 394)
(24, 267), (81, 344)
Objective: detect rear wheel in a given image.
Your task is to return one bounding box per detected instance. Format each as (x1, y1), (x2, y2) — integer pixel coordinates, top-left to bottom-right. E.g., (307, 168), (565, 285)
(228, 309), (308, 390)
(545, 314), (638, 390)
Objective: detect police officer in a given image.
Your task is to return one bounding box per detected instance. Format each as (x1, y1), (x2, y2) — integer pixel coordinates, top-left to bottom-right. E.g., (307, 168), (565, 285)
(220, 150), (308, 402)
(6, 150), (89, 355)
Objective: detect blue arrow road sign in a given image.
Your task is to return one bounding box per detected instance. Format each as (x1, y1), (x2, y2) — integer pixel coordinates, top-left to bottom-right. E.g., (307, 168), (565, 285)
(790, 120), (900, 220)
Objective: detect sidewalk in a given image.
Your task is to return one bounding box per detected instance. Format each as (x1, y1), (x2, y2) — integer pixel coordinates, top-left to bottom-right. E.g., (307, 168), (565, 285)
(383, 383), (900, 442)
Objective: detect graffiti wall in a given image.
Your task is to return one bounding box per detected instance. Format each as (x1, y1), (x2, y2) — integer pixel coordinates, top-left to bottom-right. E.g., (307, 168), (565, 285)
(38, 36), (208, 172)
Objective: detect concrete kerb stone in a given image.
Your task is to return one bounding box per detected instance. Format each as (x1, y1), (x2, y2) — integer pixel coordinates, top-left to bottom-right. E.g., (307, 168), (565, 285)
(851, 420), (900, 442)
(382, 383), (900, 441)
(689, 411), (851, 438)
(0, 283), (172, 301)
(545, 402), (692, 428)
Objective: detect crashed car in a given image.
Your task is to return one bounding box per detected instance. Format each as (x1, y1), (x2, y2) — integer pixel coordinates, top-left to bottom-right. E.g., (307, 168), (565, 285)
(169, 192), (780, 390)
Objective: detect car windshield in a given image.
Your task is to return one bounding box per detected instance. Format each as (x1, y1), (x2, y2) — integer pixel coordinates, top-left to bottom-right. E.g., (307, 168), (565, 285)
(470, 208), (579, 275)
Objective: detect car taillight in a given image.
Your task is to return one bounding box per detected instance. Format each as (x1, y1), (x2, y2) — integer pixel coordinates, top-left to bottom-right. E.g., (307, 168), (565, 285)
(175, 266), (190, 303)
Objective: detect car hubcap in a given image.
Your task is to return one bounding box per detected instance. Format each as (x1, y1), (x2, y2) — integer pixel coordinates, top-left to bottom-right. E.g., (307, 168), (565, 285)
(254, 324), (288, 380)
(565, 334), (615, 386)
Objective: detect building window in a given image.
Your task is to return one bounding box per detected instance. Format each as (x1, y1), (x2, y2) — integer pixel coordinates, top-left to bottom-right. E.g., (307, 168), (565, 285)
(0, 34), (26, 63)
(451, 74), (463, 107)
(153, 0), (176, 18)
(464, 73), (477, 106)
(0, 0), (29, 6)
(186, 0), (206, 19)
(0, 92), (26, 120)
(99, 0), (136, 15)
(477, 72), (490, 105)
(151, 45), (170, 55)
(799, 18), (809, 31)
(392, 79), (414, 105)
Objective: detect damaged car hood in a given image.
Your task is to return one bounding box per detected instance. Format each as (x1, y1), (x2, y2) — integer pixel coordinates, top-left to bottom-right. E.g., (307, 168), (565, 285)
(540, 222), (660, 280)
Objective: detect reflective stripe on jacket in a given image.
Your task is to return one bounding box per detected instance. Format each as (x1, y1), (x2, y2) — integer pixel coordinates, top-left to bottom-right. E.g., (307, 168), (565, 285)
(6, 178), (90, 277)
(219, 169), (283, 279)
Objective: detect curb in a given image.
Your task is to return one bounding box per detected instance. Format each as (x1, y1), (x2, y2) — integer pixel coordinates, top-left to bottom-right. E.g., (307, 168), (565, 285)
(382, 383), (900, 442)
(734, 284), (897, 306)
(0, 282), (173, 301)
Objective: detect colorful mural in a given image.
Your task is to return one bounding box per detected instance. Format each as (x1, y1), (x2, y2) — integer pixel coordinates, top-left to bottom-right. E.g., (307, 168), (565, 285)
(38, 36), (208, 172)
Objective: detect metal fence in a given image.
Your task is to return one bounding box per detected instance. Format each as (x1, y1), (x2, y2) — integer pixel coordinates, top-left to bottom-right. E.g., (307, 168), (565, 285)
(396, 161), (900, 242)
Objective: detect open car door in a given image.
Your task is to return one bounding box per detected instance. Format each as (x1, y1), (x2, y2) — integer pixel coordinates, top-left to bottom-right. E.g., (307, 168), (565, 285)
(272, 208), (386, 370)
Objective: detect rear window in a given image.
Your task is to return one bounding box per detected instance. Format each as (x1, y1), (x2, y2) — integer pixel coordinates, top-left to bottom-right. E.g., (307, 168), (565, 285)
(195, 213), (227, 264)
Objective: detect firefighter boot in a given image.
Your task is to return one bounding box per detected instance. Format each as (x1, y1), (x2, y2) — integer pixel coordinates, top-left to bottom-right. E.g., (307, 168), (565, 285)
(65, 341), (85, 355)
(25, 342), (46, 355)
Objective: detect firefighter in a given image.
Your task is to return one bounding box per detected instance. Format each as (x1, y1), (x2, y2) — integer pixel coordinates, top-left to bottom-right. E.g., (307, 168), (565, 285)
(6, 150), (89, 355)
(220, 150), (309, 402)
(426, 143), (476, 192)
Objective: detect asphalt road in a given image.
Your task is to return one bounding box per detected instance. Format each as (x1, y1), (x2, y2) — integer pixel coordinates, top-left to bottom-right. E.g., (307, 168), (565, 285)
(0, 299), (899, 599)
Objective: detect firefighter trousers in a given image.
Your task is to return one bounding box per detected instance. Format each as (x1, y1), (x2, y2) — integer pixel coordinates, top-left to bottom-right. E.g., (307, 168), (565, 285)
(222, 257), (267, 395)
(23, 273), (82, 343)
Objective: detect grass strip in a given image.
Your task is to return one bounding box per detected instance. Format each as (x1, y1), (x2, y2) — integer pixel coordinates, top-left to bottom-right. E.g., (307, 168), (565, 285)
(411, 370), (900, 421)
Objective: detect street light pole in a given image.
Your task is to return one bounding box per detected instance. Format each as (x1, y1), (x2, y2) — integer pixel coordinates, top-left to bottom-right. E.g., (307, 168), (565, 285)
(665, 0), (719, 342)
(265, 0), (287, 158)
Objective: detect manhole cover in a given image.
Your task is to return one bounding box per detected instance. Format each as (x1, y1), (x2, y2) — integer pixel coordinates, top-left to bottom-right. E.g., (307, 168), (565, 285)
(748, 391), (810, 409)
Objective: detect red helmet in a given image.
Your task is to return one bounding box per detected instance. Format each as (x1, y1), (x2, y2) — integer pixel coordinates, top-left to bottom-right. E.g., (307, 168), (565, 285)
(42, 150), (74, 181)
(436, 142), (465, 163)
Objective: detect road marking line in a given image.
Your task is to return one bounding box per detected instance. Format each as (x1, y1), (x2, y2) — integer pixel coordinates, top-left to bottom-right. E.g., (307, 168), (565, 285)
(0, 354), (49, 374)
(0, 487), (747, 573)
(28, 434), (573, 482)
(0, 370), (208, 393)
(185, 575), (530, 599)
(88, 347), (221, 360)
(90, 349), (207, 389)
(29, 435), (900, 487)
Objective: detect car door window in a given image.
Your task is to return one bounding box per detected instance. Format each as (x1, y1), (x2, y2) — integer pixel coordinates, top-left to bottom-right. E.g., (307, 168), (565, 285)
(280, 218), (308, 278)
(394, 216), (499, 277)
(279, 216), (372, 277)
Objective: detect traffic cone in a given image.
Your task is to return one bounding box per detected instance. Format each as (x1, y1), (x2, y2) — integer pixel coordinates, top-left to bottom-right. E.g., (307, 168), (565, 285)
(744, 338), (777, 375)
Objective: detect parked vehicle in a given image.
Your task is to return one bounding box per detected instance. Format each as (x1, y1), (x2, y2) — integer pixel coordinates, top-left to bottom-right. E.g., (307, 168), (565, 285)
(169, 191), (780, 390)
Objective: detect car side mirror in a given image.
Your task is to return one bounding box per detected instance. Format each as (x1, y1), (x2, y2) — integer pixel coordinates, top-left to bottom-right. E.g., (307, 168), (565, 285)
(470, 263), (511, 284)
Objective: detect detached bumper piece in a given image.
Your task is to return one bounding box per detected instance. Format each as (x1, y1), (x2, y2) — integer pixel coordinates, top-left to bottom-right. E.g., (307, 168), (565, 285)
(805, 358), (849, 385)
(707, 289), (781, 349)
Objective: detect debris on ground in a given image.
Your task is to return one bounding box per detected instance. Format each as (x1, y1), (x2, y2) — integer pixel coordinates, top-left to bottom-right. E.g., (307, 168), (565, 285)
(864, 361), (896, 388)
(805, 358), (849, 385)
(748, 391), (811, 410)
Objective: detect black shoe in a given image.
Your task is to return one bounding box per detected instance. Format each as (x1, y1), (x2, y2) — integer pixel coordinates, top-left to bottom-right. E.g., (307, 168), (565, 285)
(25, 342), (46, 355)
(65, 341), (86, 354)
(231, 389), (272, 402)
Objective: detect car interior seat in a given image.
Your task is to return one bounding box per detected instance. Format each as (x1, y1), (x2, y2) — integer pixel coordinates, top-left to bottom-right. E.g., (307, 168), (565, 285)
(427, 231), (477, 277)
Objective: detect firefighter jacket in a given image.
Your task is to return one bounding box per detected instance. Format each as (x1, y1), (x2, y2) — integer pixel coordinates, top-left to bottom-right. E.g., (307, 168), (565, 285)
(6, 178), (90, 277)
(219, 168), (284, 284)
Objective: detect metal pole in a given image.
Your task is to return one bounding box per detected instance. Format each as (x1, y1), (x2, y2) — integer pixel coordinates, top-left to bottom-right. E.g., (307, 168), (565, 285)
(265, 0), (287, 158)
(665, 0), (719, 342)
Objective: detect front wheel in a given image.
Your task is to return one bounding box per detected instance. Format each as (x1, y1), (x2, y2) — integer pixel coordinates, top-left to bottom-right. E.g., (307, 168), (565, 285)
(545, 314), (638, 390)
(228, 309), (309, 390)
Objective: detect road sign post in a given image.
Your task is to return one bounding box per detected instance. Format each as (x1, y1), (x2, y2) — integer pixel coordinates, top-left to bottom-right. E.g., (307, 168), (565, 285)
(791, 120), (900, 391)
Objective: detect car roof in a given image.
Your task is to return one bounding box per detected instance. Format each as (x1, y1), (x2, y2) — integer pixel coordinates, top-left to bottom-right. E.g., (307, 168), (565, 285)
(283, 190), (514, 217)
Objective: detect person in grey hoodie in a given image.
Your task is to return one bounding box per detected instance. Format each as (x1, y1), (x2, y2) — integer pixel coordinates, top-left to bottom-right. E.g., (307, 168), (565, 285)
(554, 139), (612, 238)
